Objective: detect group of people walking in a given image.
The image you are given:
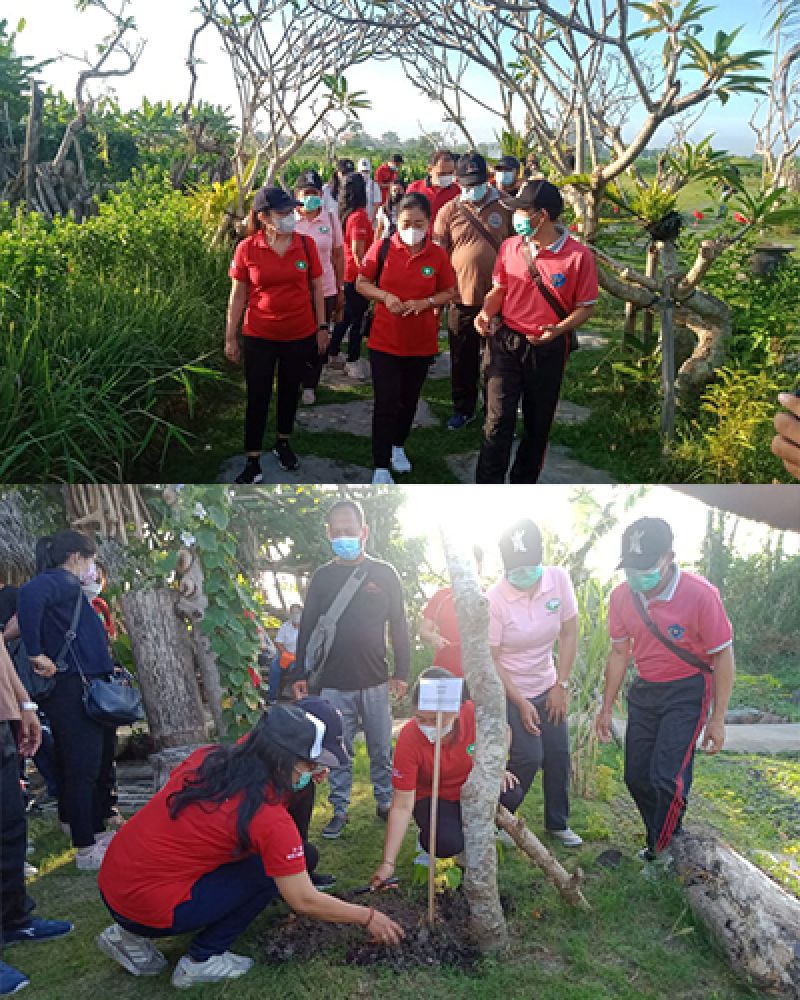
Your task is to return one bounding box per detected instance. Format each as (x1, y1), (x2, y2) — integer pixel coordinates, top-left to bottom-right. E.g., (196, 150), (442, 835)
(226, 150), (598, 485)
(0, 503), (734, 991)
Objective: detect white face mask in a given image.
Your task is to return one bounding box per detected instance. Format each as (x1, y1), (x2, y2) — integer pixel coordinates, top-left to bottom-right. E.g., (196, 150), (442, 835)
(416, 719), (455, 743)
(274, 213), (295, 234)
(399, 226), (426, 246)
(82, 581), (102, 599)
(435, 173), (455, 188)
(496, 170), (514, 187)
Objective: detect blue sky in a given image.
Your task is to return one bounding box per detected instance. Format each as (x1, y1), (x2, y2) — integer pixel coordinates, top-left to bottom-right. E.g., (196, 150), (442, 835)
(3, 0), (778, 153)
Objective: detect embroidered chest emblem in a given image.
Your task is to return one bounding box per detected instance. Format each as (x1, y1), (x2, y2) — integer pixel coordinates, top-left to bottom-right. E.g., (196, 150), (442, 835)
(667, 624), (686, 641)
(296, 260), (308, 270)
(467, 743), (475, 756)
(421, 265), (434, 276)
(545, 598), (561, 613)
(551, 272), (567, 288)
(487, 212), (503, 228)
(319, 225), (330, 234)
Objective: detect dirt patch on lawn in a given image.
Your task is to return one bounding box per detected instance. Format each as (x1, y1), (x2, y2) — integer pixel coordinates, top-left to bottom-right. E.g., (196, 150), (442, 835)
(262, 889), (483, 972)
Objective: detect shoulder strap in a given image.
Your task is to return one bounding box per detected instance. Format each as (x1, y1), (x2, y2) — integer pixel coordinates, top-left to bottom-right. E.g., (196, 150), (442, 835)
(323, 564), (369, 626)
(54, 589), (84, 672)
(374, 237), (392, 290)
(455, 202), (503, 253)
(520, 241), (569, 321)
(631, 592), (713, 674)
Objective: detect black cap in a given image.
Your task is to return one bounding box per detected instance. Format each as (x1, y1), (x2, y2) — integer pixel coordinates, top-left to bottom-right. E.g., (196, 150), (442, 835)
(252, 186), (301, 215)
(262, 703), (340, 768)
(296, 169), (323, 192)
(456, 152), (488, 184)
(337, 157), (355, 174)
(295, 696), (351, 766)
(504, 178), (564, 217)
(495, 155), (520, 172)
(498, 519), (543, 571)
(616, 518), (674, 570)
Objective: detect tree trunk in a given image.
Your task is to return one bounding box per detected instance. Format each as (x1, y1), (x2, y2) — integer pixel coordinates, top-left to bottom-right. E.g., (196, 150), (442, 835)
(670, 830), (800, 998)
(23, 83), (43, 207)
(440, 530), (508, 952)
(194, 631), (227, 739)
(120, 588), (207, 749)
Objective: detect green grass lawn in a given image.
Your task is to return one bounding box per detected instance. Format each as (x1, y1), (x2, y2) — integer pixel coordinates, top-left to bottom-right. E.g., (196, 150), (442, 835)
(11, 742), (798, 999)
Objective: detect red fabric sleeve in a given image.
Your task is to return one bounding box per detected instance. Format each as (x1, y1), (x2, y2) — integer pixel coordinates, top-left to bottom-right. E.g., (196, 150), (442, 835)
(573, 246), (599, 305)
(249, 807), (307, 878)
(699, 584), (733, 653)
(303, 234), (324, 281)
(229, 239), (250, 282)
(607, 584), (630, 642)
(391, 721), (420, 792)
(359, 237), (382, 282)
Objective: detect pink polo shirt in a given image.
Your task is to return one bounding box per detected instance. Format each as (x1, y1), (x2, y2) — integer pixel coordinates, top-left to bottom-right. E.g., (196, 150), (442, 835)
(295, 209), (343, 298)
(487, 567), (579, 699)
(608, 568), (733, 684)
(493, 229), (598, 338)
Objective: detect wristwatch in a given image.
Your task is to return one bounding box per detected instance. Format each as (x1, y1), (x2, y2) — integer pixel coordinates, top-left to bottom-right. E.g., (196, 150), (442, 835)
(21, 701), (38, 713)
(557, 680), (569, 691)
(428, 296), (435, 308)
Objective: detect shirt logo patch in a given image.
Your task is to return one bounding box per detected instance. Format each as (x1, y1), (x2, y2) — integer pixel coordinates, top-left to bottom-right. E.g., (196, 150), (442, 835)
(296, 260), (308, 270)
(667, 624), (686, 641)
(487, 212), (503, 228)
(551, 272), (567, 288)
(467, 743), (475, 756)
(286, 845), (305, 861)
(421, 265), (434, 277)
(319, 225), (330, 234)
(545, 598), (561, 613)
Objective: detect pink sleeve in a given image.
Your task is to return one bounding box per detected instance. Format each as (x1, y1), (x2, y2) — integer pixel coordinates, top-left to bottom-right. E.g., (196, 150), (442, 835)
(558, 569), (578, 621)
(487, 590), (504, 646)
(573, 247), (599, 306)
(229, 239), (249, 282)
(607, 584), (630, 642)
(699, 584), (733, 653)
(492, 242), (508, 287)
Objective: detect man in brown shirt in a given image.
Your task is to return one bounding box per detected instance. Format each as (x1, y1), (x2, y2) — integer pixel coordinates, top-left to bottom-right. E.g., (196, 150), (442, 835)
(434, 152), (512, 430)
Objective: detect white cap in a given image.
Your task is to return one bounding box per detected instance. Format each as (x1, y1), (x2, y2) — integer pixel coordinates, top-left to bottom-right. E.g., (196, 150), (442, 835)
(358, 158), (371, 172)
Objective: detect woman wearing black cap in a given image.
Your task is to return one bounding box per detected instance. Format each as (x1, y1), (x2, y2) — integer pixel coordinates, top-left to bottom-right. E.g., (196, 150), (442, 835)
(96, 703), (404, 988)
(486, 520), (583, 848)
(225, 186), (330, 483)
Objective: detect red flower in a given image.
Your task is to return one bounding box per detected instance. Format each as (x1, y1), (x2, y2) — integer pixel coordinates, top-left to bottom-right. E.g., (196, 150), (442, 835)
(243, 609), (255, 621)
(569, 223), (579, 232)
(612, 206), (620, 215)
(693, 210), (704, 220)
(248, 665), (261, 688)
(733, 212), (749, 225)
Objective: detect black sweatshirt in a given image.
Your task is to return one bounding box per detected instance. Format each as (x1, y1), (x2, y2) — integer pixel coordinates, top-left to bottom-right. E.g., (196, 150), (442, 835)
(295, 555), (410, 691)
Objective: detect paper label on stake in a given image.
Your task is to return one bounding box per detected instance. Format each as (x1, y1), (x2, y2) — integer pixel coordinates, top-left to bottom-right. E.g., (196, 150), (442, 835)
(418, 677), (463, 712)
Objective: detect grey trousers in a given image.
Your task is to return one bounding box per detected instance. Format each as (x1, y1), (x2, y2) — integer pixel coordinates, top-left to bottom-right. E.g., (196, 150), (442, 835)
(320, 682), (394, 815)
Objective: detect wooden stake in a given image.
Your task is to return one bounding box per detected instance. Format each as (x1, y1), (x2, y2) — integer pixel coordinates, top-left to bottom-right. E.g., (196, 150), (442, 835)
(427, 710), (443, 926)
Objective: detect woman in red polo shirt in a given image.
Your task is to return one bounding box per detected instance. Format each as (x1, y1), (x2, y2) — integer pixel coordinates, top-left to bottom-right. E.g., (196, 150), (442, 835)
(97, 704), (403, 989)
(369, 668), (522, 887)
(225, 186), (330, 484)
(356, 192), (457, 484)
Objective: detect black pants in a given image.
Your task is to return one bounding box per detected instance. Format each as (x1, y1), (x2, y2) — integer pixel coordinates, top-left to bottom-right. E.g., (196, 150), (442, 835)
(414, 784), (524, 858)
(624, 673), (711, 853)
(369, 349), (433, 469)
(448, 303), (482, 417)
(303, 295), (337, 390)
(506, 688), (571, 832)
(330, 283), (368, 362)
(243, 333), (316, 452)
(38, 672), (114, 848)
(476, 325), (568, 483)
(1, 721), (36, 941)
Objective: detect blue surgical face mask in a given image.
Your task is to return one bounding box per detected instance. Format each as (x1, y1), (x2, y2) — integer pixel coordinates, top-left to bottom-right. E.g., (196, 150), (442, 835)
(303, 194), (322, 211)
(292, 771), (312, 791)
(331, 536), (362, 561)
(513, 213), (534, 237)
(506, 565), (543, 590)
(461, 182), (487, 203)
(625, 565), (663, 593)
(496, 170), (514, 187)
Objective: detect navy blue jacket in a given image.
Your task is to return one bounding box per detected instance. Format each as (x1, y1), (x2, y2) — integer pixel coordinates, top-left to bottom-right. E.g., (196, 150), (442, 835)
(18, 568), (113, 677)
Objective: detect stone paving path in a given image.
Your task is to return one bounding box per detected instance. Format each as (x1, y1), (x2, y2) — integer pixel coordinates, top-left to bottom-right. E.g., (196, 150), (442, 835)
(612, 717), (800, 754)
(446, 445), (616, 484)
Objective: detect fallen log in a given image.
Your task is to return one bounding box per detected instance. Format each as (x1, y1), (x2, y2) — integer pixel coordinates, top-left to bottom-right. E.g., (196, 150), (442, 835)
(670, 829), (800, 998)
(495, 804), (590, 911)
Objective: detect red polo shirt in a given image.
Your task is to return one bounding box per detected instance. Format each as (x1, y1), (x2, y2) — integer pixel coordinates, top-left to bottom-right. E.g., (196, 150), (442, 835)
(392, 700), (476, 801)
(407, 179), (461, 230)
(343, 208), (374, 282)
(230, 231), (322, 341)
(493, 230), (598, 338)
(360, 234), (456, 356)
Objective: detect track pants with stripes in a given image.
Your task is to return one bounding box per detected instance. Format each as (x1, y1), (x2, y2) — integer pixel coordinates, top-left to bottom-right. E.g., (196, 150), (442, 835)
(624, 671), (711, 854)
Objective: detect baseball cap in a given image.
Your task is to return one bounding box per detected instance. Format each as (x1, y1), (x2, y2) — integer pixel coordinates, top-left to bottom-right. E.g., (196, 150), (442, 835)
(495, 155), (520, 172)
(504, 178), (563, 216)
(252, 186), (301, 214)
(498, 519), (543, 571)
(616, 518), (674, 570)
(358, 157), (372, 172)
(262, 703), (340, 768)
(296, 169), (323, 192)
(456, 151), (488, 184)
(295, 696), (351, 766)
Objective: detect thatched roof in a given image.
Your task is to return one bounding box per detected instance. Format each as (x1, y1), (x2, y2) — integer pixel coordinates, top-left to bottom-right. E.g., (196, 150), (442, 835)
(670, 486), (800, 533)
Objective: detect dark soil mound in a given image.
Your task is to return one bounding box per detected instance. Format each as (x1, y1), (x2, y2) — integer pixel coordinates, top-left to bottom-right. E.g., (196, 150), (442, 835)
(262, 889), (482, 972)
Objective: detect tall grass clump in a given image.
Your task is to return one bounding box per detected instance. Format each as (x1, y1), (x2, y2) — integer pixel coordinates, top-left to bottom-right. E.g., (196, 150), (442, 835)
(0, 169), (232, 481)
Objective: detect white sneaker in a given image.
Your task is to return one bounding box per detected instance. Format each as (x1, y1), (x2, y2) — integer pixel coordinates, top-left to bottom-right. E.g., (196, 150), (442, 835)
(96, 923), (168, 977)
(547, 827), (583, 847)
(60, 822), (71, 837)
(496, 829), (516, 848)
(95, 830), (115, 847)
(172, 952), (252, 988)
(371, 468), (394, 485)
(23, 862), (38, 878)
(390, 446), (412, 473)
(301, 388), (315, 405)
(75, 842), (107, 871)
(344, 360), (366, 379)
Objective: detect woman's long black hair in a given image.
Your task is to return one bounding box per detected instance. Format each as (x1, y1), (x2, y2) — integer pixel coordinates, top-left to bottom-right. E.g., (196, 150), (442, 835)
(167, 713), (303, 852)
(35, 530), (95, 574)
(330, 158), (353, 202)
(339, 171), (367, 224)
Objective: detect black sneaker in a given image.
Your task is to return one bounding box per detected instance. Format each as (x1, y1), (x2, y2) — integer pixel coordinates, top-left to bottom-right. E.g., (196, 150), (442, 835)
(376, 804), (391, 822)
(322, 813), (348, 839)
(272, 440), (299, 471)
(311, 872), (337, 891)
(234, 458), (263, 484)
